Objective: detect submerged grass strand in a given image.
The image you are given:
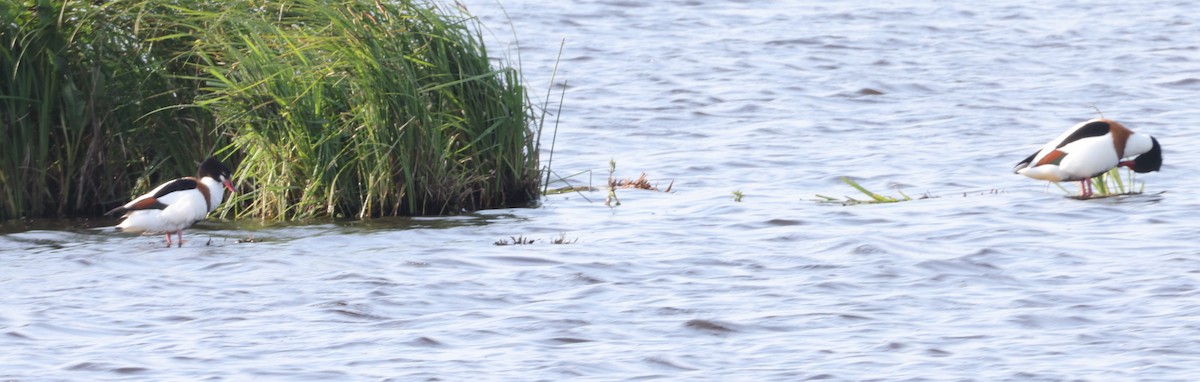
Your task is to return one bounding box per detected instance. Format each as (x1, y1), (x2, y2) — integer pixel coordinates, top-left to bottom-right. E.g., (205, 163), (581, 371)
(817, 177), (914, 205)
(840, 177), (909, 203)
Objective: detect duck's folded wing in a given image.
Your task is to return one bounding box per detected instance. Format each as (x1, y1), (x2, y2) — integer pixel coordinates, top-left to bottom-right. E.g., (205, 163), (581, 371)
(105, 178), (199, 216)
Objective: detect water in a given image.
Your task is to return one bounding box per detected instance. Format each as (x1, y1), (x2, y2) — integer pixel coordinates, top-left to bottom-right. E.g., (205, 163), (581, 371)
(4, 0), (1200, 380)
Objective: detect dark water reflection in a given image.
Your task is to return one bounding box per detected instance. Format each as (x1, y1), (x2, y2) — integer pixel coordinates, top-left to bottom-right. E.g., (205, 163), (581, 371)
(6, 0), (1200, 380)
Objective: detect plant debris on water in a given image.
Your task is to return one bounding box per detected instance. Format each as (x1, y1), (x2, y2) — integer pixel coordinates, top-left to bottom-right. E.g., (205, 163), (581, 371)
(550, 233), (578, 244)
(543, 160), (673, 204)
(492, 233), (576, 245)
(815, 167), (1148, 206)
(494, 236), (536, 246)
(494, 233), (577, 245)
(609, 173), (674, 192)
(604, 160), (673, 207)
(546, 173), (673, 195)
(545, 185), (599, 195)
(816, 177), (921, 205)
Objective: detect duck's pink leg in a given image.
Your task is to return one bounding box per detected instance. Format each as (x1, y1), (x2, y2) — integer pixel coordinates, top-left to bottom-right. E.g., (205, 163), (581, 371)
(1079, 179), (1094, 198)
(164, 233), (173, 247)
(176, 229), (184, 248)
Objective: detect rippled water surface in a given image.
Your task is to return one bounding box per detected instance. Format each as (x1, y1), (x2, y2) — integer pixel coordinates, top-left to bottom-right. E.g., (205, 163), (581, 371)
(5, 1), (1200, 380)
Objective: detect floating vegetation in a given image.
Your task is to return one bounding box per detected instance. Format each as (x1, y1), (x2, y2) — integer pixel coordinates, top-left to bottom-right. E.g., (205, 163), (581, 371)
(731, 190), (745, 202)
(550, 233), (578, 244)
(605, 160), (622, 208)
(600, 160), (673, 207)
(552, 172), (672, 195)
(610, 173), (674, 192)
(494, 233), (576, 245)
(545, 185), (599, 195)
(816, 177), (916, 205)
(541, 168), (599, 200)
(962, 189), (1004, 197)
(542, 161), (672, 207)
(494, 236), (537, 246)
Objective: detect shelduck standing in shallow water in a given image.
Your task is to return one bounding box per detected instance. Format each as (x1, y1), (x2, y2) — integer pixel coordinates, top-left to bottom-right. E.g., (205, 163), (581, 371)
(1014, 118), (1162, 198)
(106, 157), (236, 247)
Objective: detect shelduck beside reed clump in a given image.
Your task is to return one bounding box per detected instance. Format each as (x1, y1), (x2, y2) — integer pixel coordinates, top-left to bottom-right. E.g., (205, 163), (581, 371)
(0, 0), (541, 220)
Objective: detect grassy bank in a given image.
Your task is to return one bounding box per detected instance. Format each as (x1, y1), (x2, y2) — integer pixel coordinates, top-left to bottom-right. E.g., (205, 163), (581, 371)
(1, 0), (540, 220)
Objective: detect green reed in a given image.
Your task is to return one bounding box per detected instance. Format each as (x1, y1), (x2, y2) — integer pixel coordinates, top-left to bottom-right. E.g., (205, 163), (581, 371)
(1, 0), (540, 220)
(187, 0), (538, 219)
(1083, 167), (1141, 199)
(1, 1), (217, 219)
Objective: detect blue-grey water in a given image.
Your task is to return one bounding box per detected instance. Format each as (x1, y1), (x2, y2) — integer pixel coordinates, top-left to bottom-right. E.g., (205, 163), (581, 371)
(4, 1), (1200, 380)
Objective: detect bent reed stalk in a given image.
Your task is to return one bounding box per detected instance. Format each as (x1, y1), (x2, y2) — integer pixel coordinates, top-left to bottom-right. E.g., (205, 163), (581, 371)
(1, 0), (540, 220)
(820, 177), (912, 204)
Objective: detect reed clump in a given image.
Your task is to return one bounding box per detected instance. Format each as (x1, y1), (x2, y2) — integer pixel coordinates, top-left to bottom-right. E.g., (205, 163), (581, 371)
(192, 0), (539, 218)
(1, 0), (540, 220)
(1, 0), (219, 219)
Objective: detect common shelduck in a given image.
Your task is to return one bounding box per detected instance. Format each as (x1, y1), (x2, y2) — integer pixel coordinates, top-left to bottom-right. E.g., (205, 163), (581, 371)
(106, 157), (236, 247)
(1014, 118), (1162, 198)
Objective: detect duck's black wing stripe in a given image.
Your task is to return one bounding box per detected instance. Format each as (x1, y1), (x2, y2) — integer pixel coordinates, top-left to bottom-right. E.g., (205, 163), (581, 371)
(105, 197), (168, 215)
(151, 178), (199, 199)
(1014, 151), (1038, 173)
(1056, 121), (1110, 148)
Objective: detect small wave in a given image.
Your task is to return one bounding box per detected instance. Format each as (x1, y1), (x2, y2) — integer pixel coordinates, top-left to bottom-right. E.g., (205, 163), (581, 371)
(5, 331), (33, 340)
(765, 218), (807, 226)
(407, 336), (444, 347)
(915, 257), (1000, 274)
(65, 362), (148, 375)
(316, 301), (391, 321)
(684, 318), (736, 334)
(643, 355), (700, 371)
(482, 255), (563, 265)
(1157, 77), (1200, 88)
(547, 337), (592, 344)
(765, 37), (823, 46)
(831, 88), (886, 98)
(572, 272), (606, 284)
(1008, 314), (1097, 329)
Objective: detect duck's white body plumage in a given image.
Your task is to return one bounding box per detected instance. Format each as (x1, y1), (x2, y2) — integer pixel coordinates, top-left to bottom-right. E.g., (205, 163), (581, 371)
(108, 158), (235, 247)
(115, 177), (227, 234)
(1014, 118), (1162, 197)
